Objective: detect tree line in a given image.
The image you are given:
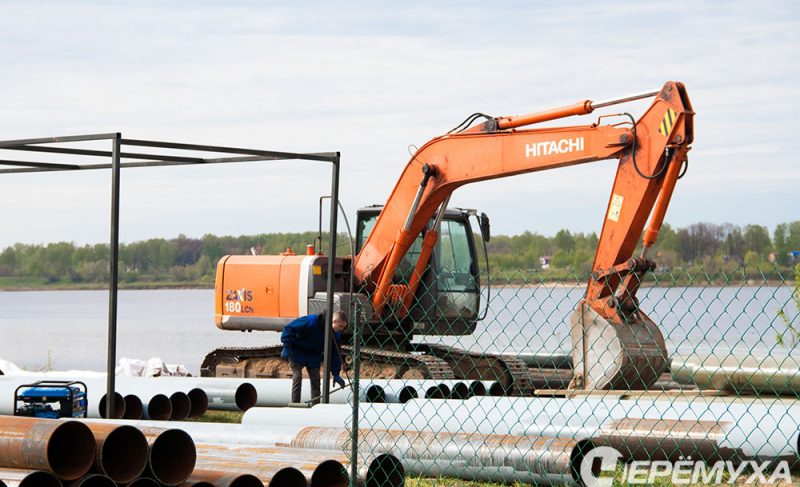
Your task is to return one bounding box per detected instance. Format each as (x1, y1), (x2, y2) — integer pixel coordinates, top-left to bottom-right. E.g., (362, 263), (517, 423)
(0, 221), (798, 287)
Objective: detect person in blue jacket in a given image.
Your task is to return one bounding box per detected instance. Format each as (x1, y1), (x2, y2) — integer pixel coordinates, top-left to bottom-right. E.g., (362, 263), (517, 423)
(281, 310), (348, 404)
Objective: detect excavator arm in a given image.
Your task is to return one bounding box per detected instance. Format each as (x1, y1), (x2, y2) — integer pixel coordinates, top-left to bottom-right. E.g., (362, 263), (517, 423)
(354, 81), (694, 390)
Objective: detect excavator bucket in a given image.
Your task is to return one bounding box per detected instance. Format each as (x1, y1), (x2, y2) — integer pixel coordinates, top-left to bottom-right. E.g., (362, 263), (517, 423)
(570, 300), (668, 390)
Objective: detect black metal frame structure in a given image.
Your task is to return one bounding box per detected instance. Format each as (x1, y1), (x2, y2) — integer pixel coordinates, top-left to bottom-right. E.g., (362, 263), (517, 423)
(0, 133), (341, 417)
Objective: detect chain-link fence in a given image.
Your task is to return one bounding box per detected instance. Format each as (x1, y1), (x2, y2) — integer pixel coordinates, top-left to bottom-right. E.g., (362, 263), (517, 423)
(325, 263), (800, 486)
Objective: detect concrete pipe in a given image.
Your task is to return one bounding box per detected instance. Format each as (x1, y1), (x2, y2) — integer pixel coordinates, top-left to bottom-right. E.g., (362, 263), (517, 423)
(0, 417), (95, 481)
(184, 470), (263, 487)
(0, 469), (62, 487)
(169, 392), (191, 421)
(122, 395), (143, 420)
(83, 423), (148, 483)
(136, 427), (196, 486)
(68, 474), (115, 486)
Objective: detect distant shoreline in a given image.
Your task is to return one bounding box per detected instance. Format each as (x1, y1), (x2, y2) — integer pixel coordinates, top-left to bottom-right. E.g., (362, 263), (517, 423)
(0, 280), (791, 292)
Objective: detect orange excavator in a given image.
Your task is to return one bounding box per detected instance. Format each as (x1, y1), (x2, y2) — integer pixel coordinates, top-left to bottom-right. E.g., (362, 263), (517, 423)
(202, 81), (694, 392)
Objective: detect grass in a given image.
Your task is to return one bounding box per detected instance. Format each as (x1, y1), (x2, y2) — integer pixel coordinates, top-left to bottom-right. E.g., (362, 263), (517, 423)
(187, 410), (244, 423)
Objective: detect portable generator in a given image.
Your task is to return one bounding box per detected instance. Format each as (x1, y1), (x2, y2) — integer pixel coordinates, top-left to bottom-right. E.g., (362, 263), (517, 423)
(14, 380), (88, 418)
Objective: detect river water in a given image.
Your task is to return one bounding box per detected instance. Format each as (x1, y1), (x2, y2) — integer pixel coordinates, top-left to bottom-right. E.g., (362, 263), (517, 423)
(0, 286), (796, 375)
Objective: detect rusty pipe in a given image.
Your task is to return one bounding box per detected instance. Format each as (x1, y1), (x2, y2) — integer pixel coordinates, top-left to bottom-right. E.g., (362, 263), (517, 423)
(67, 474), (115, 486)
(127, 479), (159, 487)
(184, 470), (263, 487)
(0, 417), (95, 481)
(0, 469), (62, 487)
(122, 395), (143, 420)
(136, 427), (196, 486)
(192, 458), (308, 487)
(83, 423), (148, 483)
(194, 444), (349, 486)
(194, 443), (401, 487)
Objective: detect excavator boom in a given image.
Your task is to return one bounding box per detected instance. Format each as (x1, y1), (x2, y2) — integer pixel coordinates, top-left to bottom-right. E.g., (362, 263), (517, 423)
(355, 81), (694, 389)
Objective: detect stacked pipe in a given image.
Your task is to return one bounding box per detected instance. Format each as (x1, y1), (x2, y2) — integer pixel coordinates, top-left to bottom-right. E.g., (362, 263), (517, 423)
(0, 416), (156, 485)
(79, 419), (404, 487)
(0, 376), (218, 420)
(241, 395), (800, 461)
(292, 426), (595, 485)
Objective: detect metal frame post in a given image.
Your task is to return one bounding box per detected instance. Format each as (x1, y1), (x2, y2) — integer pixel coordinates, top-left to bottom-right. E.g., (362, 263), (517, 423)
(349, 301), (361, 486)
(321, 153), (341, 404)
(105, 133), (121, 419)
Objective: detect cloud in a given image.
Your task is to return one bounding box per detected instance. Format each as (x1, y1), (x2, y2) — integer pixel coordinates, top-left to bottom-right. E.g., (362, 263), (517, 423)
(0, 1), (798, 247)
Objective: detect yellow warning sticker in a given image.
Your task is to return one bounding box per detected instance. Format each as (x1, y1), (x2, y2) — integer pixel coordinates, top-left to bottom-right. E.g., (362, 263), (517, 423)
(312, 265), (322, 275)
(608, 194), (624, 222)
(658, 108), (677, 137)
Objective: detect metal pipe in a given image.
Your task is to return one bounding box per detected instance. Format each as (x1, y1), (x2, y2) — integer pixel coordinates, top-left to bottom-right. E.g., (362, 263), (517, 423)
(0, 469), (62, 487)
(123, 394), (143, 420)
(383, 384), (418, 404)
(186, 388), (209, 418)
(115, 377), (256, 412)
(96, 393), (125, 419)
(136, 427), (196, 486)
(590, 89), (660, 109)
(513, 353), (573, 370)
(106, 133), (122, 421)
(126, 478), (159, 487)
(195, 441), (401, 487)
(169, 392), (191, 421)
(671, 355), (800, 395)
(0, 417), (95, 481)
(467, 381), (486, 397)
(449, 381), (469, 399)
(242, 395), (800, 460)
(83, 423), (148, 483)
(80, 419), (307, 449)
(69, 474), (115, 486)
(321, 153), (341, 405)
(142, 393), (172, 421)
(203, 383), (257, 412)
(292, 426), (591, 486)
(184, 470), (263, 487)
(192, 458), (310, 487)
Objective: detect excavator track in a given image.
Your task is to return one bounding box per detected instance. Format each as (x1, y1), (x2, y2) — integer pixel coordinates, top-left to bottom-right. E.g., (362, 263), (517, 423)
(340, 345), (455, 380)
(412, 344), (535, 396)
(201, 344), (455, 379)
(201, 343), (530, 393)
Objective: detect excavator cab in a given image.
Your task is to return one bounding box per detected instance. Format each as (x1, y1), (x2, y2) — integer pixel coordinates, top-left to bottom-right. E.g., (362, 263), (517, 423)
(355, 205), (482, 336)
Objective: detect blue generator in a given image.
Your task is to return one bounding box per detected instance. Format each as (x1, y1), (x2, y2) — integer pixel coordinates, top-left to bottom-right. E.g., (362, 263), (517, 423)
(14, 380), (88, 418)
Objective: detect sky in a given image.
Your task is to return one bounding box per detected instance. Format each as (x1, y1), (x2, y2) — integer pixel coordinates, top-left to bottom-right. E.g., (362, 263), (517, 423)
(0, 0), (797, 248)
